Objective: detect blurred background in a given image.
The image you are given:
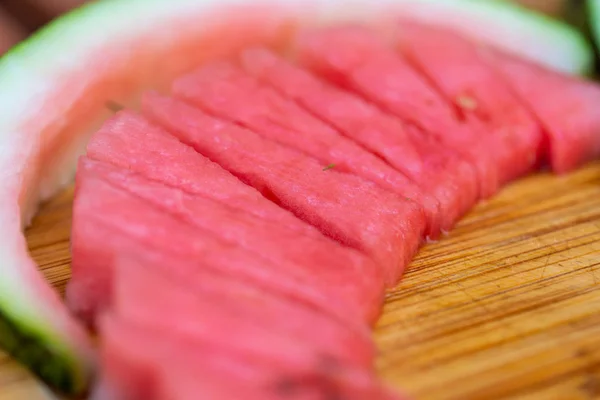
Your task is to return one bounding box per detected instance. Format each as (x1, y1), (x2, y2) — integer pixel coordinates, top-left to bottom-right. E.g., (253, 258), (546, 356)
(0, 0), (589, 56)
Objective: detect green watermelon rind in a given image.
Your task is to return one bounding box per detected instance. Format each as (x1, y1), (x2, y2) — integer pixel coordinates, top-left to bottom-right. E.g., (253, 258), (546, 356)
(588, 0), (600, 55)
(0, 241), (93, 395)
(0, 309), (86, 396)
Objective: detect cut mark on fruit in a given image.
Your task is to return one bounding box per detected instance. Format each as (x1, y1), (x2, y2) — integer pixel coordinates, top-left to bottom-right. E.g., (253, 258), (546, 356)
(322, 163), (336, 171)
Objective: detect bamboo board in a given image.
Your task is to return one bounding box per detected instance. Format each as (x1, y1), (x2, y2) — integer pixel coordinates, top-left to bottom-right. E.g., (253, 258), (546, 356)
(1, 162), (600, 400)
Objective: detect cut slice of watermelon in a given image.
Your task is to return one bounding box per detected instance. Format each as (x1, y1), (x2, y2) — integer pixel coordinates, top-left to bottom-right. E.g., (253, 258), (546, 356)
(110, 251), (375, 368)
(241, 47), (478, 235)
(93, 315), (283, 400)
(490, 50), (600, 174)
(107, 258), (389, 398)
(74, 157), (384, 327)
(85, 110), (322, 239)
(95, 313), (394, 400)
(143, 93), (425, 285)
(0, 0), (592, 391)
(0, 2), (292, 392)
(70, 168), (381, 329)
(392, 20), (545, 185)
(173, 60), (443, 239)
(295, 25), (501, 199)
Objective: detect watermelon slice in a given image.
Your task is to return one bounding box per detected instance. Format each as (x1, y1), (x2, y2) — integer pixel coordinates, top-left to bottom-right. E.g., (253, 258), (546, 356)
(85, 110), (323, 239)
(94, 316), (290, 400)
(241, 47), (478, 234)
(70, 169), (382, 329)
(95, 313), (397, 400)
(102, 258), (391, 399)
(489, 50), (600, 174)
(392, 20), (545, 185)
(294, 25), (501, 199)
(0, 0), (591, 391)
(143, 93), (425, 285)
(172, 60), (443, 239)
(73, 157), (384, 326)
(111, 253), (374, 368)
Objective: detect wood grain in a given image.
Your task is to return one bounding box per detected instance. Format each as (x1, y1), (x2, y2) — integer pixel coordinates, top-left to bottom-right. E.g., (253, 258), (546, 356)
(2, 163), (600, 399)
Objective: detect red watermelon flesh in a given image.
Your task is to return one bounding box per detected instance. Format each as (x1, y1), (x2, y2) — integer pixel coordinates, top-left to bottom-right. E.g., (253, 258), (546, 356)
(393, 20), (545, 184)
(294, 25), (500, 199)
(85, 110), (322, 240)
(489, 51), (600, 174)
(241, 47), (478, 233)
(69, 172), (380, 329)
(94, 316), (295, 400)
(96, 315), (396, 400)
(143, 93), (425, 285)
(79, 156), (384, 327)
(108, 259), (390, 398)
(110, 252), (374, 368)
(172, 60), (440, 239)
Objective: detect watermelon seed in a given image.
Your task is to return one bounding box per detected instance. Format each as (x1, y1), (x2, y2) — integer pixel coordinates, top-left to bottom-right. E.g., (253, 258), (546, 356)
(456, 95), (478, 111)
(322, 163), (336, 171)
(105, 100), (124, 112)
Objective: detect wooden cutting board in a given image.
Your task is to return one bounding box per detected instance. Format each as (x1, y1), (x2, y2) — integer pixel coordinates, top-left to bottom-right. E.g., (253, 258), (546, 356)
(1, 162), (600, 400)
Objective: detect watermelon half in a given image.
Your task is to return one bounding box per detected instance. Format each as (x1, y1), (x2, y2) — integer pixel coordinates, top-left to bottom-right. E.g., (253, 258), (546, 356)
(0, 0), (592, 394)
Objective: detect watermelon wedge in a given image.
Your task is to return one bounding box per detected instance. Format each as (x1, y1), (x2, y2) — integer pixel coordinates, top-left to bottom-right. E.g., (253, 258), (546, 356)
(85, 110), (323, 239)
(392, 20), (545, 185)
(112, 255), (374, 369)
(106, 260), (391, 399)
(72, 157), (384, 326)
(489, 51), (600, 174)
(95, 312), (397, 400)
(295, 25), (501, 199)
(143, 93), (425, 285)
(70, 167), (382, 329)
(173, 60), (443, 239)
(241, 47), (478, 234)
(0, 0), (592, 393)
(94, 316), (296, 400)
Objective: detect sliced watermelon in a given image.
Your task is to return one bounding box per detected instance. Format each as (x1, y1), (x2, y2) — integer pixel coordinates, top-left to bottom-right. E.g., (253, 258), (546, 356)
(489, 50), (600, 174)
(172, 59), (442, 239)
(84, 110), (323, 239)
(74, 157), (384, 326)
(93, 315), (283, 400)
(295, 25), (500, 199)
(103, 259), (389, 399)
(392, 20), (545, 185)
(0, 0), (296, 386)
(95, 313), (394, 400)
(70, 169), (381, 328)
(241, 47), (478, 234)
(143, 93), (425, 285)
(0, 0), (591, 390)
(111, 252), (374, 368)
